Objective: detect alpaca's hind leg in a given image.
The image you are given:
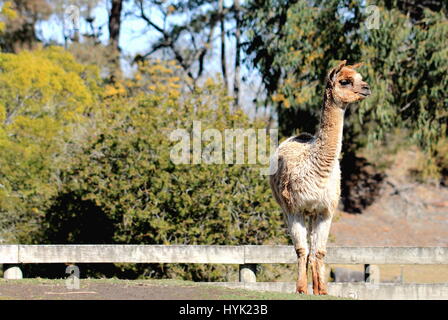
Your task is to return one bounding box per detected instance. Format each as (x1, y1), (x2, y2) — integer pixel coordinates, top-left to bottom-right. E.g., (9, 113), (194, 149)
(287, 213), (309, 294)
(309, 210), (333, 295)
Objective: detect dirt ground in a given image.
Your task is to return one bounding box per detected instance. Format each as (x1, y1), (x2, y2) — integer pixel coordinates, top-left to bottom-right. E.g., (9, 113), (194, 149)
(331, 149), (448, 247)
(0, 280), (225, 300)
(0, 279), (338, 300)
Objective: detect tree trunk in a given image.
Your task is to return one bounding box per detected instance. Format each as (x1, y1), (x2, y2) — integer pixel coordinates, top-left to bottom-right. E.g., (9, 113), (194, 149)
(109, 0), (123, 50)
(219, 0), (228, 94)
(108, 0), (123, 73)
(233, 0), (241, 109)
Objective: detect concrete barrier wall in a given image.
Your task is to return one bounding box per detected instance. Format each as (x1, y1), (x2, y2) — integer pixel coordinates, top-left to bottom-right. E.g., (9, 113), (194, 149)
(245, 245), (448, 264)
(1, 245), (447, 300)
(206, 282), (448, 300)
(1, 245), (447, 264)
(0, 245), (18, 263)
(16, 245), (244, 264)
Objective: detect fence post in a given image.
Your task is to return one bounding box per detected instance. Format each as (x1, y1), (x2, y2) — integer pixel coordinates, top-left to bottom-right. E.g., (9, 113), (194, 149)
(364, 264), (380, 284)
(3, 264), (23, 279)
(239, 264), (257, 283)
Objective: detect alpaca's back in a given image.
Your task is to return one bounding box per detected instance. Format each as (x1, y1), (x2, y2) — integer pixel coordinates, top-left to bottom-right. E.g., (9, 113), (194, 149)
(270, 135), (340, 215)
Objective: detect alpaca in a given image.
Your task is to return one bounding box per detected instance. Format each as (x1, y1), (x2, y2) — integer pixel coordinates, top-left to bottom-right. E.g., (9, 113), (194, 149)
(269, 60), (371, 295)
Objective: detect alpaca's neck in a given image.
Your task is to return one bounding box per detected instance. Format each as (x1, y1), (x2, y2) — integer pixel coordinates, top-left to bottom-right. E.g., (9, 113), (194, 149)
(314, 89), (345, 168)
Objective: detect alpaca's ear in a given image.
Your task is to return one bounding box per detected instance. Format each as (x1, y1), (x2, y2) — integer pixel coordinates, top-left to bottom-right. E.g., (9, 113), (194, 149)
(350, 62), (363, 69)
(327, 60), (347, 83)
(335, 60), (347, 72)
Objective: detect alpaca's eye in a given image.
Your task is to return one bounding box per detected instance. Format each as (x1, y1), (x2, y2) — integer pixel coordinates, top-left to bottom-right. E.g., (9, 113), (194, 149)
(339, 79), (351, 86)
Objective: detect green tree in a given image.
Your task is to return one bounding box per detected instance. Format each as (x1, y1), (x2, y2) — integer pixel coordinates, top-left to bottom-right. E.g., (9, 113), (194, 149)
(0, 46), (101, 242)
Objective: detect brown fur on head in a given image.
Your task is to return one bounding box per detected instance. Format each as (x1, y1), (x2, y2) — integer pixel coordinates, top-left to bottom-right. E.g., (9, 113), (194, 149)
(326, 60), (371, 105)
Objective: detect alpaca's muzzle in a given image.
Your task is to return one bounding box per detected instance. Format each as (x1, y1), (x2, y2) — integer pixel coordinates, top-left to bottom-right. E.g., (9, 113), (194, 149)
(358, 83), (371, 97)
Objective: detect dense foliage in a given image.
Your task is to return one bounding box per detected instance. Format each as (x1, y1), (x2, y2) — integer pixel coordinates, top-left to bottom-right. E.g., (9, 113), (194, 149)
(42, 61), (284, 247)
(0, 47), (101, 242)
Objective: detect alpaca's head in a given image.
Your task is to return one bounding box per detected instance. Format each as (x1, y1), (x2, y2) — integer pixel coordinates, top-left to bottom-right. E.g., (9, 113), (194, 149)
(326, 60), (371, 105)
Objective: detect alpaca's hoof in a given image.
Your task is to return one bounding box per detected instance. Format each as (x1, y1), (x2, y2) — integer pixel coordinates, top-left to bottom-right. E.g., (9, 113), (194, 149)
(296, 286), (308, 295)
(296, 282), (308, 294)
(318, 287), (328, 295)
(313, 285), (327, 295)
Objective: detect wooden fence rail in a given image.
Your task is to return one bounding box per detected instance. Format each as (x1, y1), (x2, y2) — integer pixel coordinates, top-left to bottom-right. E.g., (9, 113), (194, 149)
(1, 245), (447, 264)
(2, 245), (447, 299)
(1, 245), (447, 282)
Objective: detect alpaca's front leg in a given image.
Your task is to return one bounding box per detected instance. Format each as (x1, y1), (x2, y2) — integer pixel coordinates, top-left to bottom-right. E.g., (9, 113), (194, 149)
(287, 213), (309, 294)
(309, 210), (333, 295)
(295, 246), (308, 294)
